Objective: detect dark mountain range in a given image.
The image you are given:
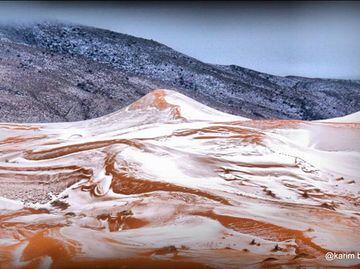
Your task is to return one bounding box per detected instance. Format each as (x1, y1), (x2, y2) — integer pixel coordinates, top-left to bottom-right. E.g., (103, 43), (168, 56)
(0, 22), (359, 123)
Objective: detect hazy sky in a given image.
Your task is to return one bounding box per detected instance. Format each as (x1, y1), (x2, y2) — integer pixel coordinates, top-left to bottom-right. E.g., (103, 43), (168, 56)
(0, 1), (359, 79)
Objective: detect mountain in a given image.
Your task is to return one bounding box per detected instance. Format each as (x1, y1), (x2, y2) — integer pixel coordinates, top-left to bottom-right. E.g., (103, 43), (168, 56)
(0, 89), (359, 268)
(0, 21), (359, 123)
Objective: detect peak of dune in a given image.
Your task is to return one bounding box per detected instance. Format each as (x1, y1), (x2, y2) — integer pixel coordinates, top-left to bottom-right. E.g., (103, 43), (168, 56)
(126, 89), (184, 120)
(125, 89), (246, 122)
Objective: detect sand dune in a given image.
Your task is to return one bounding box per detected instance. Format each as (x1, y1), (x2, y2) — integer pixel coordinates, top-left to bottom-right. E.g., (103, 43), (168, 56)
(0, 90), (359, 268)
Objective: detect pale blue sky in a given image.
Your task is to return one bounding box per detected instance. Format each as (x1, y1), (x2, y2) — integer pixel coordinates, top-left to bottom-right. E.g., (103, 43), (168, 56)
(0, 1), (359, 79)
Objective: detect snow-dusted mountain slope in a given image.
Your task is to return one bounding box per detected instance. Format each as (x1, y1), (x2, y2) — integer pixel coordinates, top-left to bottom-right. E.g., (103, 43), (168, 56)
(1, 22), (360, 122)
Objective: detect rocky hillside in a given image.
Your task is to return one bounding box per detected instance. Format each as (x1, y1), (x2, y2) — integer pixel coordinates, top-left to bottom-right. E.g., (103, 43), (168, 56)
(0, 22), (359, 122)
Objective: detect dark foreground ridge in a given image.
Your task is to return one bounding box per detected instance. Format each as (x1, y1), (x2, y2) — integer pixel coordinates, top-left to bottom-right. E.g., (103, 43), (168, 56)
(0, 21), (359, 122)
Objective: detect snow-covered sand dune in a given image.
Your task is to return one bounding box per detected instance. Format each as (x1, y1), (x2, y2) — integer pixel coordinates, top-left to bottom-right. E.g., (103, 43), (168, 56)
(318, 111), (360, 123)
(0, 89), (359, 268)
